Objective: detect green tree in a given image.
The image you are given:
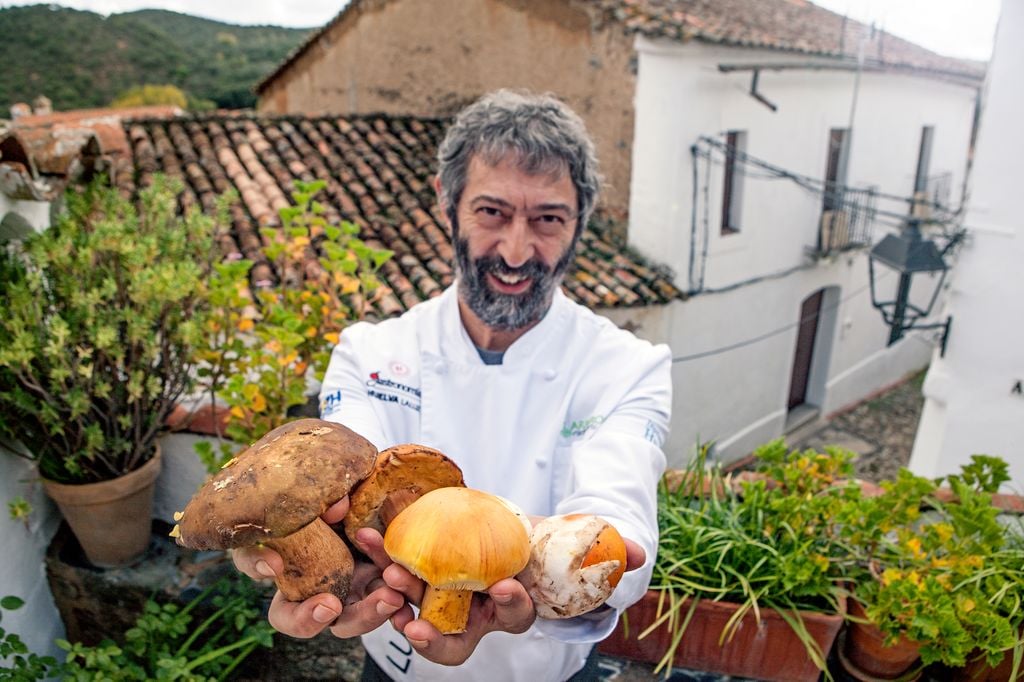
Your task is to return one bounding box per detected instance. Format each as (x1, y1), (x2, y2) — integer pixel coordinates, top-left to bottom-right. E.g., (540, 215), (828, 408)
(110, 83), (188, 108)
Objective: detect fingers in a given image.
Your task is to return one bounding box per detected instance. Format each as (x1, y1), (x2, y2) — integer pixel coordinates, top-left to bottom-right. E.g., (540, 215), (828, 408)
(485, 578), (536, 635)
(231, 545), (283, 582)
(353, 527), (392, 569)
(395, 580), (536, 666)
(623, 538), (646, 572)
(328, 583), (408, 639)
(267, 591), (344, 639)
(382, 562), (426, 606)
(322, 496), (351, 525)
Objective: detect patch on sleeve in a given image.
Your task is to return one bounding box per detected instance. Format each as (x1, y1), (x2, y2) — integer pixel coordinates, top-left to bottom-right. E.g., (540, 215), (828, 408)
(644, 420), (665, 447)
(320, 389), (343, 418)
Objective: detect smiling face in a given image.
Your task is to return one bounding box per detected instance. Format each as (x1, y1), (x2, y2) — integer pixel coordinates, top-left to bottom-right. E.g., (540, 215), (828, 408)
(445, 154), (579, 339)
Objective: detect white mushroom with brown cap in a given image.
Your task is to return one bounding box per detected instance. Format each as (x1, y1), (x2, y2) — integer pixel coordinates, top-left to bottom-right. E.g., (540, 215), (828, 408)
(383, 486), (532, 634)
(518, 514), (627, 619)
(173, 418), (376, 603)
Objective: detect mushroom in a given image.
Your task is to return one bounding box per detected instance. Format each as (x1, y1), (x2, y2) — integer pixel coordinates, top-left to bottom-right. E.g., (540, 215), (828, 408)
(343, 444), (465, 546)
(383, 487), (532, 634)
(173, 418), (376, 603)
(518, 514), (627, 619)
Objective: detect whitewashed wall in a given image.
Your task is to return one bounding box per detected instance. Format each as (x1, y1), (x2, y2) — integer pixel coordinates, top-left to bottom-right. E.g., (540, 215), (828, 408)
(0, 452), (63, 661)
(910, 0), (1023, 490)
(620, 39), (978, 465)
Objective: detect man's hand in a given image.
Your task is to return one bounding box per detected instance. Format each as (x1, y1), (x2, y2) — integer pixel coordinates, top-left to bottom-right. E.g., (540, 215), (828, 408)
(231, 497), (410, 639)
(381, 536), (646, 666)
(383, 567), (536, 666)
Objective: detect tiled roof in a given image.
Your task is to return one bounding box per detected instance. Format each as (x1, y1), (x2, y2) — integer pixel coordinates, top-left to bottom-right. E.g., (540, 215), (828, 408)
(255, 0), (983, 94)
(120, 113), (679, 316)
(595, 0), (984, 79)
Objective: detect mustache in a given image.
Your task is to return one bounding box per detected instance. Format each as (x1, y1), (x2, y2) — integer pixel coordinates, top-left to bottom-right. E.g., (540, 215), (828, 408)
(474, 255), (551, 279)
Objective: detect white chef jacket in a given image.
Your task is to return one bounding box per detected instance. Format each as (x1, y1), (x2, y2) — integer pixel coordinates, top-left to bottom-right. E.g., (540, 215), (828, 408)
(319, 284), (672, 682)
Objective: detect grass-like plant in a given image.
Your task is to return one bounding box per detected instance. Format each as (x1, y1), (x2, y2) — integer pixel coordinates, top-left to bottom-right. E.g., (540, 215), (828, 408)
(645, 440), (854, 676)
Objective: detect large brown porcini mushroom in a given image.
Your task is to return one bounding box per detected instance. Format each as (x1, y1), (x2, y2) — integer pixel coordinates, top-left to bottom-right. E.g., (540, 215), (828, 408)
(383, 487), (532, 634)
(172, 419), (376, 603)
(343, 444), (465, 546)
(518, 514), (627, 619)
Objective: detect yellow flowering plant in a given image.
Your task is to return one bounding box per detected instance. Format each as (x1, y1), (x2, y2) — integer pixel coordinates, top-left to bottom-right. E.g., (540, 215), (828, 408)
(840, 456), (1023, 670)
(193, 180), (391, 471)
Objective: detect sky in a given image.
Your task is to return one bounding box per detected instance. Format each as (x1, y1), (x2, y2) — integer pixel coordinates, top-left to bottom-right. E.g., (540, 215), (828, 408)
(0, 0), (1002, 61)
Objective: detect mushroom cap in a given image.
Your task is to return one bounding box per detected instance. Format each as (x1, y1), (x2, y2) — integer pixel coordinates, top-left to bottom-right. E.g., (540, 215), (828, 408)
(519, 514), (626, 619)
(343, 444), (465, 545)
(383, 487), (531, 591)
(176, 419), (376, 550)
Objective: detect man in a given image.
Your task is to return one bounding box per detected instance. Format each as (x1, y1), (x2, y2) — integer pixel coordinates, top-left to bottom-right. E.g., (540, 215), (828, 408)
(234, 90), (671, 681)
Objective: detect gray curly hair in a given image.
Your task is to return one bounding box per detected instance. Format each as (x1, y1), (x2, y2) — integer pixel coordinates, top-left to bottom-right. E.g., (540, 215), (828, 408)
(436, 90), (601, 235)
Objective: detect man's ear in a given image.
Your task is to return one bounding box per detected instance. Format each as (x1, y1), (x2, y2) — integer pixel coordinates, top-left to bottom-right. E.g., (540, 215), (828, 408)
(433, 175), (454, 234)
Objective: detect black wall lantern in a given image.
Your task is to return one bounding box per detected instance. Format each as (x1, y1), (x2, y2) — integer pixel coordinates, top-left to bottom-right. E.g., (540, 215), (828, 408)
(868, 218), (954, 355)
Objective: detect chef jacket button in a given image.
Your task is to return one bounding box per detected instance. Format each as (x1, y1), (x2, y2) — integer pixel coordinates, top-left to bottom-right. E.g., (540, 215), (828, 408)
(543, 369), (557, 381)
(434, 362), (447, 375)
(535, 459), (547, 468)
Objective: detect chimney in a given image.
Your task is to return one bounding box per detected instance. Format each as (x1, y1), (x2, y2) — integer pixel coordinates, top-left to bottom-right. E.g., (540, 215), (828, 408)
(10, 102), (31, 120)
(32, 95), (53, 116)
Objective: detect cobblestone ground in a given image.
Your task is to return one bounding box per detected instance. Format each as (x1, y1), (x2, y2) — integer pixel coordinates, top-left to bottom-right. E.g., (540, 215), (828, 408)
(789, 369), (927, 483)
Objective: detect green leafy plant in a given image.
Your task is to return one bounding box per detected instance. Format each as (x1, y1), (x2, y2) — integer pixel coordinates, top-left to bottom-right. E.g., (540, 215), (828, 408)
(0, 578), (273, 681)
(645, 440), (854, 676)
(840, 456), (1024, 671)
(0, 596), (59, 680)
(6, 497), (31, 530)
(0, 176), (220, 484)
(193, 179), (392, 472)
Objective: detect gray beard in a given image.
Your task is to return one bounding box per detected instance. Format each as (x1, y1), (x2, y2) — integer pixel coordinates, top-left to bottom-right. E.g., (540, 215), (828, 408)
(453, 228), (576, 332)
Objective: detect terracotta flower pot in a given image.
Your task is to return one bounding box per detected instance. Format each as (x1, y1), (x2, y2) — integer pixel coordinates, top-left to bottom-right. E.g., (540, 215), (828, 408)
(598, 589), (845, 682)
(949, 647), (1024, 681)
(42, 447), (162, 567)
(839, 598), (922, 680)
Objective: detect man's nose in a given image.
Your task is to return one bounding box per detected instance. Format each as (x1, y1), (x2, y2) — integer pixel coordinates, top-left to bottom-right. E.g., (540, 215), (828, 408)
(497, 215), (534, 268)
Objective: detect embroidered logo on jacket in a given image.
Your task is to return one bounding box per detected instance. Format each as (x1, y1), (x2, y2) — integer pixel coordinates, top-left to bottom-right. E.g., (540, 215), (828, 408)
(561, 415), (605, 440)
(366, 371), (421, 412)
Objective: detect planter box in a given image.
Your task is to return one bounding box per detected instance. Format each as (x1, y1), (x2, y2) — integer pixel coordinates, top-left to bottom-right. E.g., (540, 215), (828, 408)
(598, 590), (845, 682)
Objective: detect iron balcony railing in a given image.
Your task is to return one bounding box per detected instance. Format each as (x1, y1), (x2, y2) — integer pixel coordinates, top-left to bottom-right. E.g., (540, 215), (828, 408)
(816, 184), (878, 254)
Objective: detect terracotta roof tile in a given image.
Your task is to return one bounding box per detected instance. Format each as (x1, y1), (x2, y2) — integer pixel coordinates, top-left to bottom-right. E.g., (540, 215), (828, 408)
(121, 113), (679, 315)
(256, 0), (982, 95)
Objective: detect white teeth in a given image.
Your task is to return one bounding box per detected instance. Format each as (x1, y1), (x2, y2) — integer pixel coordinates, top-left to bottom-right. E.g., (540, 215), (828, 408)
(494, 272), (526, 285)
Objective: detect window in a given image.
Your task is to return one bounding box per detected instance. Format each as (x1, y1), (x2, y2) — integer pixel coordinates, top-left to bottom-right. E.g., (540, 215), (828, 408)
(822, 128), (850, 212)
(720, 130), (746, 235)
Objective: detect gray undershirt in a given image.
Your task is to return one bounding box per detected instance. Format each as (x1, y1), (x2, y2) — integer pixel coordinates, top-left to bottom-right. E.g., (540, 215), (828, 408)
(476, 346), (505, 365)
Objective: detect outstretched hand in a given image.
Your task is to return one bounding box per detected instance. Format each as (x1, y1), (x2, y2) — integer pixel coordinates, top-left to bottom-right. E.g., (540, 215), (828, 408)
(231, 497), (411, 639)
(382, 566), (536, 666)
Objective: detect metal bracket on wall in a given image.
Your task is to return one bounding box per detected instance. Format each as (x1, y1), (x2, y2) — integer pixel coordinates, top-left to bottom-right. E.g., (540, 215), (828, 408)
(749, 69), (778, 112)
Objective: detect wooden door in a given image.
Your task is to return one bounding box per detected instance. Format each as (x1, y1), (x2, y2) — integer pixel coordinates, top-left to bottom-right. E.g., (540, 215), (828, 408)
(788, 290), (824, 410)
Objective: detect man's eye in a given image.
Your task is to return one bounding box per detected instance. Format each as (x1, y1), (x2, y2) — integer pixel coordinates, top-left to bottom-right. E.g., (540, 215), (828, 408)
(478, 206), (504, 217)
(535, 215), (565, 224)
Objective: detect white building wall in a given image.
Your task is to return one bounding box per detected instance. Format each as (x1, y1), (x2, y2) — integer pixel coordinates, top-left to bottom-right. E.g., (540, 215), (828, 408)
(0, 451), (64, 660)
(624, 39), (977, 465)
(909, 0), (1024, 490)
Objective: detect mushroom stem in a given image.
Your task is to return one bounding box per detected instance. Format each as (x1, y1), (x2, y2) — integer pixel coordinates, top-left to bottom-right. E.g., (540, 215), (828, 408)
(264, 517), (355, 603)
(420, 586), (473, 634)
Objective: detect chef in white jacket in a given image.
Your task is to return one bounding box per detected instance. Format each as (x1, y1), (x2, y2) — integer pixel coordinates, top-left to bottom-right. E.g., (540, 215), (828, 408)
(233, 90), (672, 681)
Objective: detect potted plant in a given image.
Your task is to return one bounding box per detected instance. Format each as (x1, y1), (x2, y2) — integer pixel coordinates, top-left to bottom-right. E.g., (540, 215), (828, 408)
(0, 176), (219, 566)
(837, 456), (1024, 680)
(600, 440), (851, 681)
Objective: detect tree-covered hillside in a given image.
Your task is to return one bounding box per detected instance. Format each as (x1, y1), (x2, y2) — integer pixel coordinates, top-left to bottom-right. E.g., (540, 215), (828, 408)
(0, 5), (311, 111)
